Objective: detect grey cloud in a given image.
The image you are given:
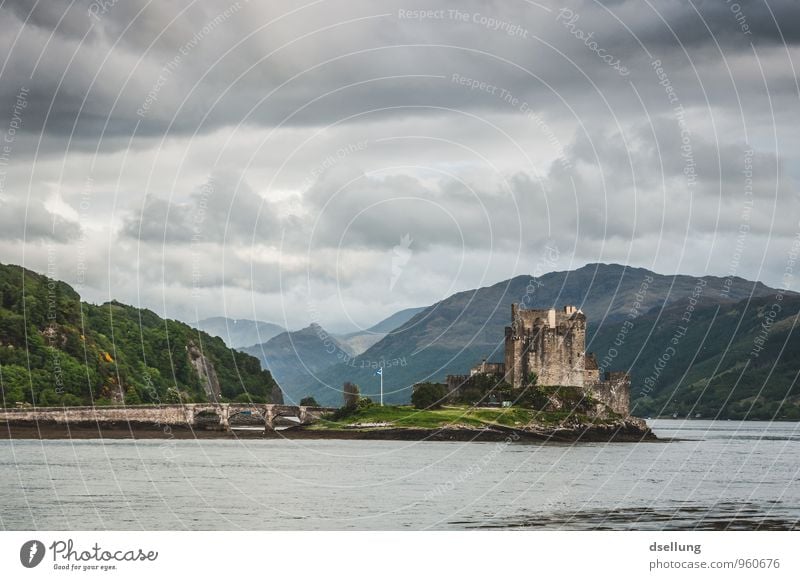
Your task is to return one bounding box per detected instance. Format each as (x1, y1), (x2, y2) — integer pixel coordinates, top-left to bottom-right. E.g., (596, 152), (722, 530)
(510, 118), (799, 249)
(121, 173), (281, 244)
(0, 198), (81, 242)
(121, 196), (193, 243)
(1, 0), (799, 329)
(4, 0), (96, 41)
(302, 166), (521, 252)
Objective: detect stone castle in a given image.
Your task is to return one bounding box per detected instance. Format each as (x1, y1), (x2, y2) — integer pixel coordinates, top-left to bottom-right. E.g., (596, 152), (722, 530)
(444, 304), (631, 415)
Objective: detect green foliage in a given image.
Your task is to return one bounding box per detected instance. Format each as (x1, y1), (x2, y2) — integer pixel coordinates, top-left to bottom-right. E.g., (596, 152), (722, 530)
(239, 386), (277, 405)
(355, 396), (374, 409)
(328, 394), (374, 420)
(0, 364), (30, 405)
(513, 384), (596, 413)
(0, 263), (279, 407)
(460, 387), (484, 405)
(124, 387), (143, 405)
(448, 373), (514, 406)
(514, 384), (548, 409)
(411, 382), (446, 409)
(299, 396), (320, 407)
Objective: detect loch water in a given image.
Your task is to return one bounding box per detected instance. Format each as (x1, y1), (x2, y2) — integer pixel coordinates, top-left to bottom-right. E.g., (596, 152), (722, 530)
(1, 420), (798, 530)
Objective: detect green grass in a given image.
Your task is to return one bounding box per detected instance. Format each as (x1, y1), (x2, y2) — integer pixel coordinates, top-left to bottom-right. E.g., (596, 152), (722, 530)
(314, 405), (605, 430)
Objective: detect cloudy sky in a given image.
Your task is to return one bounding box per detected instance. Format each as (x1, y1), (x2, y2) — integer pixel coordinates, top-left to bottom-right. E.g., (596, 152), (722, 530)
(1, 0), (798, 333)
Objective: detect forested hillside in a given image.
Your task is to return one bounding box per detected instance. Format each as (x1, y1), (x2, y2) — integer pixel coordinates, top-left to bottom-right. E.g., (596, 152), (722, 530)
(0, 263), (280, 407)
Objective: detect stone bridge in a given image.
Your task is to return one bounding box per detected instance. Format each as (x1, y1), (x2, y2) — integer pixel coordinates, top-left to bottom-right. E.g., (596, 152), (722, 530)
(0, 403), (337, 432)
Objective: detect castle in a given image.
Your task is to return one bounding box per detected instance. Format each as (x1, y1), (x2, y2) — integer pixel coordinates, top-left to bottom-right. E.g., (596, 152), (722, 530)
(442, 304), (631, 415)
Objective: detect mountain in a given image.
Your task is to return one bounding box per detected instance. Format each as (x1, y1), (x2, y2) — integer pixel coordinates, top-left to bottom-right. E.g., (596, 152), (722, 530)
(301, 263), (784, 410)
(190, 316), (284, 348)
(335, 306), (425, 355)
(594, 293), (800, 420)
(242, 324), (352, 404)
(0, 263), (281, 407)
(365, 307), (426, 334)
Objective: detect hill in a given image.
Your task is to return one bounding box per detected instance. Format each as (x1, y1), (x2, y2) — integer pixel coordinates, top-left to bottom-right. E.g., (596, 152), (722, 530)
(0, 263), (281, 406)
(301, 263), (782, 410)
(335, 306), (426, 355)
(364, 307), (427, 334)
(593, 293), (800, 420)
(190, 316), (285, 349)
(242, 324), (352, 404)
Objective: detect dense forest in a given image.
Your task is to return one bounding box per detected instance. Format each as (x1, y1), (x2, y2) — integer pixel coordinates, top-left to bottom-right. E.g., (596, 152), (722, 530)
(0, 263), (280, 407)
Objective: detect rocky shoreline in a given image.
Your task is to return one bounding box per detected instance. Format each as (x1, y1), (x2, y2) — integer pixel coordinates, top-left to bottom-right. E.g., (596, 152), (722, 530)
(1, 418), (656, 442)
(283, 418), (657, 442)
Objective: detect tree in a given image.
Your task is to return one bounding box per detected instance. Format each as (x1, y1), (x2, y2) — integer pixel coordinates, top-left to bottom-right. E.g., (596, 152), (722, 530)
(0, 364), (29, 405)
(411, 382), (446, 409)
(124, 387), (143, 405)
(299, 396), (319, 407)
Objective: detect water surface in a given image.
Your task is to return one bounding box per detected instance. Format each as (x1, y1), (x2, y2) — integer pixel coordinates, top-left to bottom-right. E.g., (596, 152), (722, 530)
(1, 420), (797, 530)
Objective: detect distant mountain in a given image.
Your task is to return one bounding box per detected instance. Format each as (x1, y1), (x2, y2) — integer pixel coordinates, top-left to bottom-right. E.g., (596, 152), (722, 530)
(191, 317), (284, 348)
(242, 324), (352, 404)
(365, 307), (426, 334)
(0, 263), (281, 407)
(301, 263), (784, 411)
(335, 306), (425, 355)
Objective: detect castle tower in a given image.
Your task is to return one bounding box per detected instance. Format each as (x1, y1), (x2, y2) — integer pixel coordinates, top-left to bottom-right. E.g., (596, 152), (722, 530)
(504, 304), (586, 389)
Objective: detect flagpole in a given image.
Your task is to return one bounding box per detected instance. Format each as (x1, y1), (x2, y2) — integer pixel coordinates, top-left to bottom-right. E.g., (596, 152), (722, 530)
(380, 366), (384, 406)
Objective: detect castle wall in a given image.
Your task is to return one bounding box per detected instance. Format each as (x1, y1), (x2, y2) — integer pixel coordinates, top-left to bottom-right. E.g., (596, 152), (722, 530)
(505, 305), (524, 388)
(470, 360), (505, 376)
(444, 375), (469, 402)
(588, 372), (631, 416)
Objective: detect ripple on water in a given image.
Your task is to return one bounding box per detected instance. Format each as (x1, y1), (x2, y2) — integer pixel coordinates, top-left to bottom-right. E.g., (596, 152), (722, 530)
(451, 502), (800, 531)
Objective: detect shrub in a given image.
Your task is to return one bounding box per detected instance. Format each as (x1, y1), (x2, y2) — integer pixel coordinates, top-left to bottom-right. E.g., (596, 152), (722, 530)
(460, 387), (484, 405)
(514, 385), (595, 412)
(328, 393), (372, 421)
(299, 396), (319, 407)
(355, 396), (374, 409)
(411, 382), (446, 409)
(514, 385), (549, 409)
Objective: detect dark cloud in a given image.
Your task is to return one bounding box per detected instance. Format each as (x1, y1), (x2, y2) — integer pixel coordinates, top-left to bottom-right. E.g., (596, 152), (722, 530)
(0, 0), (796, 146)
(0, 0), (798, 329)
